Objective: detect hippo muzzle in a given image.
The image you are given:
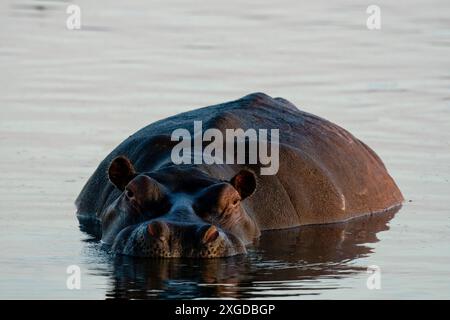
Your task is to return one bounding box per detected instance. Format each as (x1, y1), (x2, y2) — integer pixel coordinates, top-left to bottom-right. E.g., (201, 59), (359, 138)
(111, 220), (247, 258)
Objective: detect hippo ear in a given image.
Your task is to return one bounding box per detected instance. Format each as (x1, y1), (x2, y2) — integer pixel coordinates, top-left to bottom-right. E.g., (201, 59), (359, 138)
(230, 169), (257, 200)
(108, 156), (136, 191)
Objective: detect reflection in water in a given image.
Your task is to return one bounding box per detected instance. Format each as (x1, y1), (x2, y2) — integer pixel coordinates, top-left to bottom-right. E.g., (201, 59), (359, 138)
(87, 207), (400, 299)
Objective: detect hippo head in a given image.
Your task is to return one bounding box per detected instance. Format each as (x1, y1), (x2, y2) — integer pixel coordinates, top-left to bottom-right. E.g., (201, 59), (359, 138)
(99, 156), (260, 258)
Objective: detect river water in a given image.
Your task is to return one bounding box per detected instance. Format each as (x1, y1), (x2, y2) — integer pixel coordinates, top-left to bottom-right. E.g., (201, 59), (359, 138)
(0, 0), (449, 299)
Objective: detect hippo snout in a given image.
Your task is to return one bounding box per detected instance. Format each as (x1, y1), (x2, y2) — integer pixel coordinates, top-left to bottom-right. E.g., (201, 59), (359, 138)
(111, 220), (247, 258)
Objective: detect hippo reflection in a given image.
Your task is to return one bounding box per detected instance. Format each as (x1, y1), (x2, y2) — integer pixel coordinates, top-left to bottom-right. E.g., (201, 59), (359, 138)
(76, 93), (403, 258)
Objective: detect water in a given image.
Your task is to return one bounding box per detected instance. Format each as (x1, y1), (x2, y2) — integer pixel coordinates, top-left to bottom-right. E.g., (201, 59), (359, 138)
(0, 0), (449, 299)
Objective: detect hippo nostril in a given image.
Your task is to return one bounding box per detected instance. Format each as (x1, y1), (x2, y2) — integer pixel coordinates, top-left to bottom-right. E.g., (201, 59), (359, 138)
(147, 221), (169, 242)
(201, 225), (219, 244)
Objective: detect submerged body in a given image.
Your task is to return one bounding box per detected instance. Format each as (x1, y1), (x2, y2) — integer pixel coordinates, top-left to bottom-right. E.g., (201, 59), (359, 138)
(76, 93), (403, 258)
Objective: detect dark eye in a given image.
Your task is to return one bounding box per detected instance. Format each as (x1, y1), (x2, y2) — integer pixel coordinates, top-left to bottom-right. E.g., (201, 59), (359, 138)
(232, 198), (240, 206)
(125, 189), (134, 199)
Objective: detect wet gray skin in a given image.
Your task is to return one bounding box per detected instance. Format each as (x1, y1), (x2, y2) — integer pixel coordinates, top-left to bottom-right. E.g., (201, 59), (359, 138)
(99, 157), (258, 258)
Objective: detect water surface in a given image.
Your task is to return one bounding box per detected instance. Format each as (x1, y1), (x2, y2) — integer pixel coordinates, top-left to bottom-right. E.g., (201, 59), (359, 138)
(0, 0), (449, 299)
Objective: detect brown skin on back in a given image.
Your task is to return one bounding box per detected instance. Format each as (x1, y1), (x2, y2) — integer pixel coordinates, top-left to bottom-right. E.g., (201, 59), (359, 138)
(76, 92), (403, 258)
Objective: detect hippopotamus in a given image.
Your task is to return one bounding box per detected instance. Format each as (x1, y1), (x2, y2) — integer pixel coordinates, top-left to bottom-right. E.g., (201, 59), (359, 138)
(76, 92), (403, 258)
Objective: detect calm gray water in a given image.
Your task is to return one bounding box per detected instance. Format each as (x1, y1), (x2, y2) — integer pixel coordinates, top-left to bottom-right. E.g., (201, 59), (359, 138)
(0, 0), (449, 299)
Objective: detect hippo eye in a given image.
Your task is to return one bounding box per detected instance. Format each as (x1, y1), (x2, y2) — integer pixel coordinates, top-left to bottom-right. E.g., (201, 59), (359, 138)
(125, 189), (134, 199)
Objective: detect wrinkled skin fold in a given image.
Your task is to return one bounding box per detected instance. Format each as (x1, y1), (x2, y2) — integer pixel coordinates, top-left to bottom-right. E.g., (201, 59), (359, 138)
(76, 93), (403, 258)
